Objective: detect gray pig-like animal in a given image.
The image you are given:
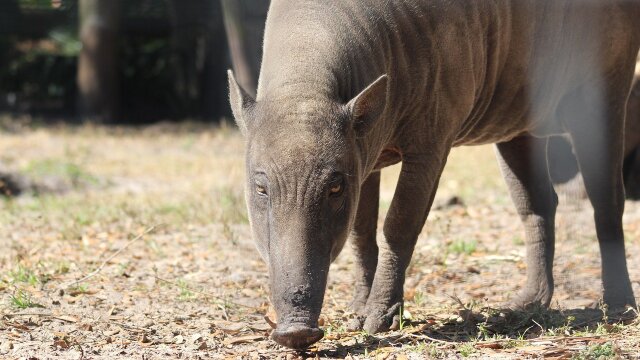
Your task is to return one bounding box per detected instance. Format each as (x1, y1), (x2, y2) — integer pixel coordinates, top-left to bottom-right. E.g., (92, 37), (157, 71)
(228, 0), (640, 349)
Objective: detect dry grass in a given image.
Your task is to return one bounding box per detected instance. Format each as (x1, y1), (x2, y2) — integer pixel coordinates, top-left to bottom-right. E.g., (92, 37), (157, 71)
(2, 120), (640, 359)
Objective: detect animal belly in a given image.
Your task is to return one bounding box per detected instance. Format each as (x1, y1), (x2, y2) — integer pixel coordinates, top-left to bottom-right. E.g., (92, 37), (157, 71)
(454, 87), (566, 146)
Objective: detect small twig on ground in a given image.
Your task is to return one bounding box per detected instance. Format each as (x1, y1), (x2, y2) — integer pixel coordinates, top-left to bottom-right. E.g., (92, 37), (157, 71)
(4, 312), (78, 323)
(532, 319), (545, 333)
(108, 320), (151, 333)
(448, 294), (467, 309)
(64, 225), (160, 288)
(152, 275), (258, 310)
(403, 332), (457, 344)
(4, 312), (152, 333)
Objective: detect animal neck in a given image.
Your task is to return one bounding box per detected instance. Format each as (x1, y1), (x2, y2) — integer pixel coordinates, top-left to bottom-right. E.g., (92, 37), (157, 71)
(255, 0), (410, 178)
(256, 1), (386, 105)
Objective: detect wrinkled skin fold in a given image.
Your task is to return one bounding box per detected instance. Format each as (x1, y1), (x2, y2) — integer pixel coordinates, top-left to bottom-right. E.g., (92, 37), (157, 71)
(229, 0), (640, 349)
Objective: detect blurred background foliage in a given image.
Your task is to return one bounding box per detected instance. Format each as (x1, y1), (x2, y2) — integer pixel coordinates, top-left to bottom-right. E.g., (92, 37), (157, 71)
(0, 0), (269, 123)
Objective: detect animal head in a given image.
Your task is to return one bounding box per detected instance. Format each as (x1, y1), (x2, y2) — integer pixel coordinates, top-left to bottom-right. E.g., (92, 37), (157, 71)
(228, 70), (387, 349)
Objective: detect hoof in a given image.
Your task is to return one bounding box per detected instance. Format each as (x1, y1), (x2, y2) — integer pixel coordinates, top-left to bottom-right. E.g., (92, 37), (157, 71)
(346, 316), (364, 332)
(362, 303), (403, 334)
(602, 295), (637, 311)
(504, 290), (552, 311)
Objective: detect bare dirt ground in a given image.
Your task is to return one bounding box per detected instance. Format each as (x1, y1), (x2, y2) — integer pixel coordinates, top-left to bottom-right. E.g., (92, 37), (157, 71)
(2, 119), (640, 359)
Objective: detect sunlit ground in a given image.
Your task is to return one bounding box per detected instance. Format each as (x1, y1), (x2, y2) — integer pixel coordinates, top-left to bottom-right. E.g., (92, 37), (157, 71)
(2, 119), (640, 359)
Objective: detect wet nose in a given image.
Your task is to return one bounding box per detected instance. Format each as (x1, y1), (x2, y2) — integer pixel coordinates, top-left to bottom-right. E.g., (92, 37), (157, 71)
(271, 324), (324, 349)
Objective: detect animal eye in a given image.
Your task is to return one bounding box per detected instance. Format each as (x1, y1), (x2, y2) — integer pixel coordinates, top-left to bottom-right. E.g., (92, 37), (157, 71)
(256, 184), (268, 196)
(328, 176), (344, 197)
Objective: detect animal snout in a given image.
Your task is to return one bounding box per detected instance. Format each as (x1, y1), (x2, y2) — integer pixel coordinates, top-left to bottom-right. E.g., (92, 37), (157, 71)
(271, 324), (324, 349)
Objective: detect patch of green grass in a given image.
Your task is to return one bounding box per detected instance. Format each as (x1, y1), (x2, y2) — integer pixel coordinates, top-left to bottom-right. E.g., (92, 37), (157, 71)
(176, 279), (196, 301)
(323, 322), (347, 337)
(476, 322), (492, 340)
(69, 283), (89, 295)
(546, 315), (575, 336)
(54, 261), (71, 275)
(409, 342), (445, 358)
(156, 204), (189, 217)
(500, 304), (567, 334)
(573, 342), (617, 360)
(457, 343), (476, 357)
(24, 158), (97, 187)
(145, 237), (166, 257)
(9, 265), (39, 285)
(218, 187), (248, 224)
(221, 216), (238, 246)
(398, 306), (406, 330)
(503, 338), (527, 349)
(117, 262), (130, 276)
(73, 212), (93, 226)
(9, 289), (44, 309)
(427, 343), (446, 358)
(571, 322), (625, 337)
(512, 236), (525, 246)
(448, 239), (477, 255)
(8, 264), (47, 286)
(413, 290), (425, 307)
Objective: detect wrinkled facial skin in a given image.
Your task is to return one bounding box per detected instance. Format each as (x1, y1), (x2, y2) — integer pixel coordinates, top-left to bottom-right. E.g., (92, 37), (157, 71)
(246, 109), (360, 262)
(244, 101), (362, 349)
(229, 70), (387, 349)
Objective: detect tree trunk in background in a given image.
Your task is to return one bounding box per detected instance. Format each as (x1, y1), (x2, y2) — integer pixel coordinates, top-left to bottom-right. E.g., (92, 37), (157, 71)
(77, 0), (121, 122)
(0, 0), (20, 35)
(167, 0), (228, 120)
(0, 0), (20, 110)
(221, 0), (269, 97)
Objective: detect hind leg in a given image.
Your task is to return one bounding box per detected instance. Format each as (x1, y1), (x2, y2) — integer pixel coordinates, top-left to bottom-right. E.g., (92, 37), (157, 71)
(563, 78), (636, 309)
(496, 136), (557, 309)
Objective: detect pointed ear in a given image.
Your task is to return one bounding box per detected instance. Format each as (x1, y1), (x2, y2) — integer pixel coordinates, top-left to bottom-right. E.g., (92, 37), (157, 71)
(228, 70), (255, 135)
(346, 75), (388, 138)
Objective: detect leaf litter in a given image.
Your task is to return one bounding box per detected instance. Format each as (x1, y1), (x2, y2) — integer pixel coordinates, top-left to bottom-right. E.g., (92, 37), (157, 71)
(1, 123), (640, 358)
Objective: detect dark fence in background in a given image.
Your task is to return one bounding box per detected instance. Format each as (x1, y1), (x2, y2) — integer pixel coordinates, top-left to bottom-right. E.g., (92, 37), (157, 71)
(0, 0), (269, 123)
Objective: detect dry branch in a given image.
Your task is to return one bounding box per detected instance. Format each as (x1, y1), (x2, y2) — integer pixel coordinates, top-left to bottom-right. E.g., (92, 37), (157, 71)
(64, 225), (159, 288)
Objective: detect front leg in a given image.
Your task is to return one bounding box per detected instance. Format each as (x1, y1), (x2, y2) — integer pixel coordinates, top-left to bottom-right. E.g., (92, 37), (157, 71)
(361, 155), (446, 334)
(348, 171), (381, 314)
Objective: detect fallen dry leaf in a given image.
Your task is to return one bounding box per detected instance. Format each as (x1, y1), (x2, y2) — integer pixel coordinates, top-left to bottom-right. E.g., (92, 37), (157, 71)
(55, 315), (79, 323)
(223, 335), (265, 345)
(5, 127), (640, 359)
(213, 320), (245, 334)
(52, 339), (70, 350)
(248, 322), (272, 332)
(516, 345), (550, 353)
(68, 289), (98, 297)
(103, 329), (120, 337)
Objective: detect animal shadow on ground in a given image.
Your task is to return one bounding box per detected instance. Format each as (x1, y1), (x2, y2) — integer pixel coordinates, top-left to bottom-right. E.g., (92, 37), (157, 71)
(292, 304), (637, 359)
